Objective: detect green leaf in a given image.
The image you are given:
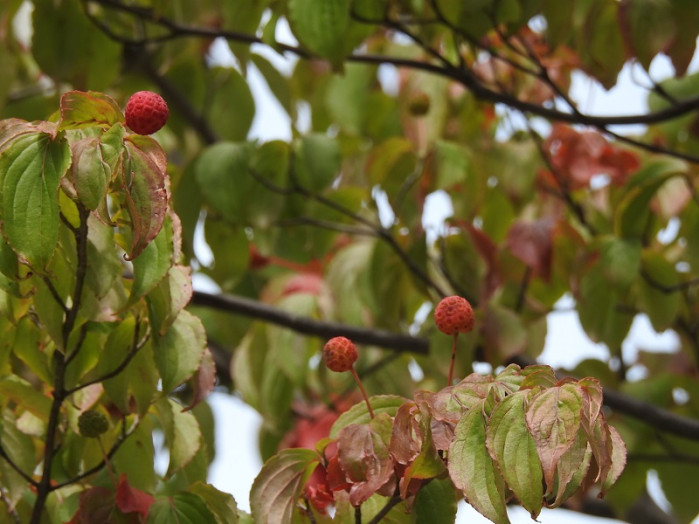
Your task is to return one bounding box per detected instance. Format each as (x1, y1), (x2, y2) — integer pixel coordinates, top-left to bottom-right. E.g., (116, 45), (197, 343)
(414, 476), (458, 524)
(330, 395), (409, 438)
(598, 237), (641, 290)
(32, 0), (121, 90)
(188, 482), (238, 524)
(615, 157), (687, 239)
(12, 315), (52, 385)
(294, 133), (340, 190)
(121, 139), (168, 260)
(0, 132), (71, 269)
(130, 213), (174, 303)
(113, 417), (157, 493)
(100, 320), (159, 416)
(577, 262), (633, 349)
(288, 0), (352, 66)
(250, 448), (319, 524)
(146, 492), (216, 524)
(549, 428), (591, 507)
(486, 391), (543, 518)
(525, 383), (583, 494)
(251, 53), (293, 117)
(147, 264), (193, 336)
(637, 251), (681, 331)
(448, 405), (509, 524)
(619, 0), (676, 71)
(58, 90), (124, 130)
(155, 397), (202, 476)
(153, 309), (207, 393)
(0, 376), (52, 420)
(195, 142), (251, 224)
(0, 410), (36, 507)
(206, 67), (255, 142)
(70, 138), (110, 211)
(580, 0), (626, 89)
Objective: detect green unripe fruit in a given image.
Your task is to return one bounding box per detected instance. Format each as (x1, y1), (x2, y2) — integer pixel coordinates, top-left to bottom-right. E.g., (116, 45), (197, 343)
(78, 410), (109, 438)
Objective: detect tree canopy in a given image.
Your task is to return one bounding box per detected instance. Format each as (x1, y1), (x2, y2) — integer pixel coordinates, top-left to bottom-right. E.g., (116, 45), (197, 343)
(1, 1), (699, 523)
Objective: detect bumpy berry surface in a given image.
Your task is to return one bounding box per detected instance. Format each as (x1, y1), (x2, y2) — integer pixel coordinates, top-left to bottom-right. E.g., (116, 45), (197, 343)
(125, 91), (169, 135)
(434, 296), (475, 335)
(322, 336), (358, 373)
(78, 410), (109, 438)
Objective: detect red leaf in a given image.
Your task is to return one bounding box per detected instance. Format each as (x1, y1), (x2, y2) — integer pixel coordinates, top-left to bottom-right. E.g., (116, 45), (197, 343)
(506, 218), (556, 281)
(544, 124), (639, 190)
(115, 474), (155, 517)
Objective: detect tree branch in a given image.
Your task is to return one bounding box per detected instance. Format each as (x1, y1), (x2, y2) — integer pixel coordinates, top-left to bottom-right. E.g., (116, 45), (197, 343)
(190, 290), (428, 355)
(192, 289), (699, 441)
(87, 0), (699, 131)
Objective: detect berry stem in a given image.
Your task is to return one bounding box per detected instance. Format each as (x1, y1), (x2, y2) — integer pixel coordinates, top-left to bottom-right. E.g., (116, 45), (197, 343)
(447, 333), (458, 386)
(350, 367), (375, 419)
(97, 436), (118, 489)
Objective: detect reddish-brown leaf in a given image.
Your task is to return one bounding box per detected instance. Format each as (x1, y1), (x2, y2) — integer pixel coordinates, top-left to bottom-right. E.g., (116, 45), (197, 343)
(115, 473), (155, 517)
(336, 413), (395, 506)
(506, 218), (556, 282)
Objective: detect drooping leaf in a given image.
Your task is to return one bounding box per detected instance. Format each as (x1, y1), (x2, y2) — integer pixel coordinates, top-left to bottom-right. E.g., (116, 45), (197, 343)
(486, 391), (543, 518)
(449, 404), (509, 524)
(250, 448), (319, 524)
(0, 132), (71, 269)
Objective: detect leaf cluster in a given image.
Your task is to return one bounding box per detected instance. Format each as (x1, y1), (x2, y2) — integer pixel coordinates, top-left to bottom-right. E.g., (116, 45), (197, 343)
(252, 364), (626, 524)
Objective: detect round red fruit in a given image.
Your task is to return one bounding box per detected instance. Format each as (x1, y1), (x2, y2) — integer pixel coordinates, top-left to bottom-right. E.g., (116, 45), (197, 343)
(322, 336), (358, 373)
(125, 91), (169, 135)
(434, 296), (474, 335)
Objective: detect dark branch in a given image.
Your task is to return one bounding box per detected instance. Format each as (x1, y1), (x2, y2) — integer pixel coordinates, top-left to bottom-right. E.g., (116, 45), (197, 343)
(87, 0), (699, 131)
(193, 290), (699, 441)
(190, 290), (428, 355)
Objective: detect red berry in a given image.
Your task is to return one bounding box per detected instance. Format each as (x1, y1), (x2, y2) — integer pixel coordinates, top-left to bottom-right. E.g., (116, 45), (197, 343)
(124, 91), (169, 135)
(434, 296), (474, 335)
(322, 336), (358, 373)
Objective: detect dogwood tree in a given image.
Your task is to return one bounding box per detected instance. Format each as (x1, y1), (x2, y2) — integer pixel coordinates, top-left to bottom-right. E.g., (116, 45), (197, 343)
(0, 1), (698, 522)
